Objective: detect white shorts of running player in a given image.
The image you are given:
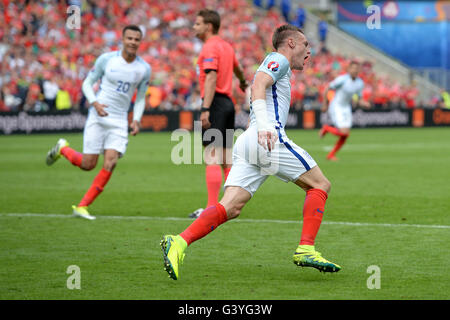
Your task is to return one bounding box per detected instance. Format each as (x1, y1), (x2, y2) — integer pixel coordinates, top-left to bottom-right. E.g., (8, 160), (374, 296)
(329, 104), (352, 128)
(224, 126), (317, 197)
(83, 113), (128, 156)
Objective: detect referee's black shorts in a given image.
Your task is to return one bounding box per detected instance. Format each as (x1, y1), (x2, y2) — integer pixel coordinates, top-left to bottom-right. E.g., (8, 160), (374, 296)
(202, 92), (235, 149)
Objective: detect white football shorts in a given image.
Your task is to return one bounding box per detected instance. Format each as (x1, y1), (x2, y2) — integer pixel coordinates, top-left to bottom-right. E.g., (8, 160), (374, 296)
(224, 126), (317, 197)
(329, 104), (352, 128)
(83, 111), (128, 156)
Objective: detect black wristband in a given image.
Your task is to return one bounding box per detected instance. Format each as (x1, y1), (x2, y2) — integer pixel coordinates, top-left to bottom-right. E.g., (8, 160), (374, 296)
(201, 107), (210, 112)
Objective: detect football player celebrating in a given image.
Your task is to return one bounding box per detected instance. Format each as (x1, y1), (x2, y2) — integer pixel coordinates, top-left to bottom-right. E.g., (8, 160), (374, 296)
(45, 25), (151, 220)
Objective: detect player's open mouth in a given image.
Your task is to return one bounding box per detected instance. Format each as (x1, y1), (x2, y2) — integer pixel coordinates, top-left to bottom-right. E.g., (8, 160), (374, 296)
(304, 56), (309, 64)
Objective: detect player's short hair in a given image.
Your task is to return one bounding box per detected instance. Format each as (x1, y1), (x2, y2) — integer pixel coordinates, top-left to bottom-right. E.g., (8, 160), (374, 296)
(122, 25), (142, 38)
(272, 24), (304, 50)
(197, 9), (221, 34)
(349, 60), (360, 66)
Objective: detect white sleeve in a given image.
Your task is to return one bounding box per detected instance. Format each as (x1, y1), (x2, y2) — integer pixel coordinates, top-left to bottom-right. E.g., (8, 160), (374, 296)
(133, 64), (151, 122)
(81, 73), (98, 104)
(81, 53), (110, 104)
(357, 81), (364, 98)
(256, 52), (290, 83)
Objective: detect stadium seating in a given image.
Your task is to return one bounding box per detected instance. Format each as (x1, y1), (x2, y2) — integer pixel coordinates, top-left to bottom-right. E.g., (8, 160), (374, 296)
(0, 0), (433, 113)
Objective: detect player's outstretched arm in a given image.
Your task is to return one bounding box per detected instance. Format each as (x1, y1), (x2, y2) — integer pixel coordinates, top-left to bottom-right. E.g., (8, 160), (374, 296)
(251, 71), (277, 151)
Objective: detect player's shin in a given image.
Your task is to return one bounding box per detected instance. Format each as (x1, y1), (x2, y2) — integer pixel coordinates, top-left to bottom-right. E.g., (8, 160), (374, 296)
(328, 134), (349, 158)
(299, 188), (328, 246)
(78, 168), (112, 207)
(179, 203), (228, 246)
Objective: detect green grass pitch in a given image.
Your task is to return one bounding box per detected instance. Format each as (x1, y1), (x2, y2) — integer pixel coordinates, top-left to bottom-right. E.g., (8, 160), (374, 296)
(0, 127), (449, 299)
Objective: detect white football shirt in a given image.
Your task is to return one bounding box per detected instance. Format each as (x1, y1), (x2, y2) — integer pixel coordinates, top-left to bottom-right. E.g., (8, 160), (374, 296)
(250, 52), (292, 138)
(85, 50), (151, 121)
(329, 73), (364, 109)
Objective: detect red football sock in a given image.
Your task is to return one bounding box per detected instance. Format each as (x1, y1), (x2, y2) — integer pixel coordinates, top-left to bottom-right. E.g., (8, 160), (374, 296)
(299, 188), (328, 246)
(78, 168), (112, 207)
(180, 203), (228, 246)
(61, 146), (83, 167)
(323, 124), (348, 138)
(206, 165), (222, 208)
(223, 167), (231, 182)
(328, 134), (349, 158)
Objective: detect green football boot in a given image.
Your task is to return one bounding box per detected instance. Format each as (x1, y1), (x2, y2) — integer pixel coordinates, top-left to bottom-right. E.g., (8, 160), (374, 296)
(293, 245), (341, 273)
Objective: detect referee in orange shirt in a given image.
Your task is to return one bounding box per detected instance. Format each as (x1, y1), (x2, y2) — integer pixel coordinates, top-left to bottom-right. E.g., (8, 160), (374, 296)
(189, 9), (248, 218)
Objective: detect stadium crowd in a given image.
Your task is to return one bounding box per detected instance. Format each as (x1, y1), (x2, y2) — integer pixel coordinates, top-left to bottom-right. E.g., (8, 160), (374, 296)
(0, 0), (444, 113)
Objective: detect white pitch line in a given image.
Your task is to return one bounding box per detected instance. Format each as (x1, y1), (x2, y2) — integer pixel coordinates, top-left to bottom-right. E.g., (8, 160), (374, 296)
(1, 212), (449, 230)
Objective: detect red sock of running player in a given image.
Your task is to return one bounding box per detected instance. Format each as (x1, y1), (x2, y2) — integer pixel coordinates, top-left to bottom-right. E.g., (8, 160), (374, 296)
(206, 165), (222, 207)
(223, 167), (231, 182)
(328, 134), (349, 158)
(180, 203), (228, 245)
(61, 146), (83, 167)
(78, 168), (112, 207)
(323, 124), (348, 138)
(299, 188), (328, 246)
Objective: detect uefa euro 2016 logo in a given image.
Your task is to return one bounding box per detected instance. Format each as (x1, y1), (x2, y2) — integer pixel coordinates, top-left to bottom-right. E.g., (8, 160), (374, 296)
(267, 61), (279, 72)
